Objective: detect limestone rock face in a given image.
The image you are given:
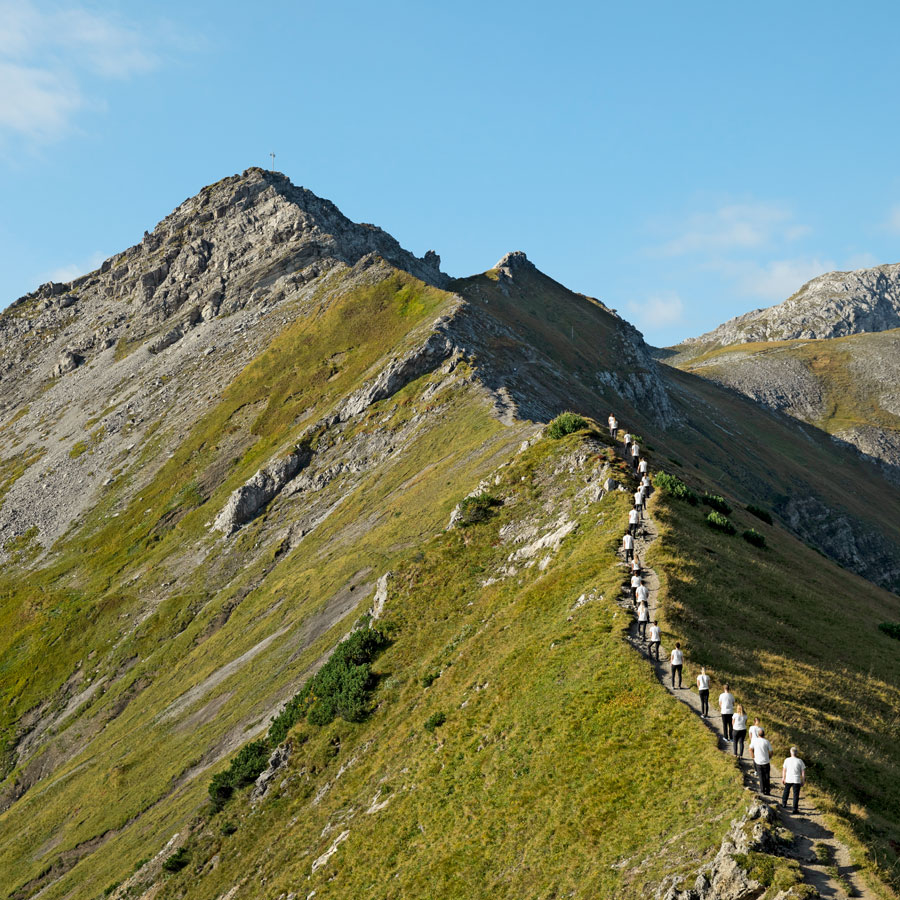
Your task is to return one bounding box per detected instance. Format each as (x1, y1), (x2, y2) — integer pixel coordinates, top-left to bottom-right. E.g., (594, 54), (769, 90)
(682, 261), (900, 347)
(52, 348), (83, 377)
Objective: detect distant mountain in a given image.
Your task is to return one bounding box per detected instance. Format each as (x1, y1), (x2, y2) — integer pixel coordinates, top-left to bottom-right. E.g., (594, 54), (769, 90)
(676, 262), (900, 349)
(1, 171), (899, 900)
(666, 263), (900, 479)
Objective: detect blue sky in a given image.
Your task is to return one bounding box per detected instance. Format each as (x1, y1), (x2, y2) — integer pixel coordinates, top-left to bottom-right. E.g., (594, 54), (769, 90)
(2, 0), (900, 346)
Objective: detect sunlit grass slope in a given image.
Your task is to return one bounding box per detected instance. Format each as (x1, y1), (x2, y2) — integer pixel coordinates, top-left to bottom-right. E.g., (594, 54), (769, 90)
(646, 483), (900, 892)
(148, 430), (744, 900)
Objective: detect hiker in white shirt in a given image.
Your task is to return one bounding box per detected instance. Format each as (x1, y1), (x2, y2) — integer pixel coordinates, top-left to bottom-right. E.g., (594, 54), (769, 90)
(781, 747), (806, 813)
(718, 685), (735, 740)
(696, 667), (710, 717)
(608, 414), (618, 438)
(732, 704), (748, 758)
(748, 718), (763, 742)
(636, 599), (649, 639)
(670, 642), (684, 688)
(631, 555), (642, 576)
(630, 572), (642, 601)
(633, 490), (643, 517)
(750, 728), (774, 794)
(641, 474), (651, 491)
(648, 621), (661, 660)
(628, 508), (639, 535)
(624, 433), (633, 452)
(630, 441), (641, 471)
(635, 583), (649, 607)
(638, 458), (649, 476)
(622, 532), (634, 562)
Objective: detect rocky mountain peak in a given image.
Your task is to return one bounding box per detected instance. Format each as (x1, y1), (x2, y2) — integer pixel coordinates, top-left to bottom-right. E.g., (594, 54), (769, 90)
(494, 250), (534, 274)
(680, 261), (900, 348)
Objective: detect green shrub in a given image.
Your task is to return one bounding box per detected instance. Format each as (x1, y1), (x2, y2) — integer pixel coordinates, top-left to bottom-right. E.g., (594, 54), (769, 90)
(424, 711), (446, 733)
(421, 672), (439, 688)
(546, 411), (588, 439)
(207, 740), (270, 811)
(268, 626), (388, 742)
(746, 504), (773, 525)
(702, 493), (732, 515)
(456, 493), (501, 526)
(220, 821), (238, 836)
(878, 622), (900, 641)
(706, 511), (736, 535)
(742, 528), (766, 548)
(654, 472), (699, 505)
(162, 847), (190, 873)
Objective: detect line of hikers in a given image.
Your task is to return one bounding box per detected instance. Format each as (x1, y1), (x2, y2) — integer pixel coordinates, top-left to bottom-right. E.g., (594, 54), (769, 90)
(609, 412), (808, 815)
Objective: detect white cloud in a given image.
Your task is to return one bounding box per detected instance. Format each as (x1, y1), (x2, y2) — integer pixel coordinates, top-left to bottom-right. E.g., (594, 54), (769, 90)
(708, 257), (836, 301)
(41, 250), (108, 285)
(625, 292), (685, 329)
(0, 1), (159, 142)
(655, 203), (807, 257)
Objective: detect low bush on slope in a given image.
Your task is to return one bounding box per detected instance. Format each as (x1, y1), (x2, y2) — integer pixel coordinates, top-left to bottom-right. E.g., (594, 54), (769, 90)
(648, 493), (900, 892)
(153, 432), (745, 900)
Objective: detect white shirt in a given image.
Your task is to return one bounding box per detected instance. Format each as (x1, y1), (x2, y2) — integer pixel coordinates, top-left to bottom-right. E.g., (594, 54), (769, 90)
(623, 534), (634, 549)
(670, 648), (683, 665)
(782, 757), (806, 783)
(641, 475), (651, 488)
(649, 625), (660, 641)
(608, 416), (616, 427)
(628, 510), (638, 524)
(631, 443), (640, 457)
(732, 713), (747, 731)
(636, 584), (649, 604)
(696, 673), (710, 690)
(718, 692), (735, 714)
(749, 724), (762, 740)
(638, 460), (648, 473)
(634, 491), (643, 506)
(631, 574), (642, 588)
(624, 433), (632, 444)
(750, 736), (773, 765)
(637, 603), (648, 621)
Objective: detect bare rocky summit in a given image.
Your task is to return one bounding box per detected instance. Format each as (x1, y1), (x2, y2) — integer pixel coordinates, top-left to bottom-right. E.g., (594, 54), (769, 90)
(679, 261), (900, 349)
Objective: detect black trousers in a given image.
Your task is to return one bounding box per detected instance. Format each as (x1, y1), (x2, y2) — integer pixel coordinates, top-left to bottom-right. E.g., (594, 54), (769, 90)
(755, 762), (771, 794)
(625, 546), (633, 561)
(782, 782), (801, 813)
(637, 619), (648, 639)
(721, 713), (733, 740)
(733, 729), (746, 758)
(649, 640), (660, 659)
(671, 663), (682, 687)
(699, 689), (709, 716)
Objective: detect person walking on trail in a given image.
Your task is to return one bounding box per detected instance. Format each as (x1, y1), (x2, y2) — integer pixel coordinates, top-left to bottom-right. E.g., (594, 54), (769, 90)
(649, 621), (661, 659)
(631, 442), (641, 471)
(750, 727), (774, 794)
(749, 717), (763, 742)
(628, 507), (639, 535)
(636, 582), (649, 608)
(638, 457), (649, 477)
(718, 685), (735, 740)
(631, 555), (642, 576)
(636, 598), (649, 639)
(624, 432), (633, 453)
(696, 667), (710, 717)
(608, 414), (618, 438)
(641, 473), (651, 492)
(623, 532), (634, 562)
(670, 642), (684, 688)
(781, 747), (806, 814)
(633, 489), (644, 518)
(630, 572), (642, 602)
(732, 704), (748, 758)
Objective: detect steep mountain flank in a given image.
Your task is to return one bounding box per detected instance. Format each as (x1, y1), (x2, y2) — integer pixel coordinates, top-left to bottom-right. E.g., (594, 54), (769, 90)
(676, 261), (900, 349)
(1, 171), (899, 899)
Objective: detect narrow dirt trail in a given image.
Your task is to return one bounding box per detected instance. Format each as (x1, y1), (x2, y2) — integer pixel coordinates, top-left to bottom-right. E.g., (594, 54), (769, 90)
(611, 435), (876, 900)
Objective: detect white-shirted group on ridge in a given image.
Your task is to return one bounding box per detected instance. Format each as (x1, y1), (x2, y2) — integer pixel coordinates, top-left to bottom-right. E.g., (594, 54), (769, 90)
(607, 413), (807, 815)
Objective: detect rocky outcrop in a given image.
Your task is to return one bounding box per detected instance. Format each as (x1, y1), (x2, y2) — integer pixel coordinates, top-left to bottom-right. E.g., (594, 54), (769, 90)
(213, 448), (312, 535)
(681, 261), (900, 348)
(250, 743), (291, 801)
(52, 348), (83, 377)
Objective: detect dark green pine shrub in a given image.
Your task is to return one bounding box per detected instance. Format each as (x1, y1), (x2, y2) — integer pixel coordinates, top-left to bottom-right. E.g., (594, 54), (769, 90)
(207, 740), (270, 811)
(746, 504), (773, 525)
(742, 528), (766, 548)
(706, 511), (737, 535)
(878, 622), (900, 641)
(547, 411), (588, 439)
(702, 493), (732, 515)
(654, 472), (699, 505)
(162, 847), (190, 873)
(456, 493), (501, 526)
(424, 711), (446, 733)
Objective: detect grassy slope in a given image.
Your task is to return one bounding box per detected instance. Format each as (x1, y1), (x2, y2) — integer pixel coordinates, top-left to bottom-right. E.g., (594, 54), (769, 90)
(150, 432), (744, 900)
(668, 329), (900, 436)
(0, 272), (528, 898)
(646, 484), (900, 892)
